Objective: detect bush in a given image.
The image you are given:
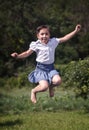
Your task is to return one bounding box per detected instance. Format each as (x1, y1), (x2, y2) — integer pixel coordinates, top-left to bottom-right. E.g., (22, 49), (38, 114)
(5, 73), (32, 89)
(17, 73), (29, 88)
(0, 65), (34, 89)
(60, 57), (89, 98)
(6, 77), (18, 89)
(0, 78), (6, 87)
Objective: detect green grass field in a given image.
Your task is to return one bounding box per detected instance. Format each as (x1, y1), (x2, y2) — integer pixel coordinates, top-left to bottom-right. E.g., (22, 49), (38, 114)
(0, 111), (89, 130)
(0, 87), (89, 130)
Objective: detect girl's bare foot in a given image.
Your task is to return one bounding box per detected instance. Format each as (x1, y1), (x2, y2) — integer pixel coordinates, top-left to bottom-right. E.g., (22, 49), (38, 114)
(31, 89), (37, 103)
(49, 87), (54, 97)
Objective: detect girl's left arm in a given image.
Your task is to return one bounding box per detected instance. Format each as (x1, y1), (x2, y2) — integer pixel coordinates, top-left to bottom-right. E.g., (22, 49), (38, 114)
(58, 24), (81, 43)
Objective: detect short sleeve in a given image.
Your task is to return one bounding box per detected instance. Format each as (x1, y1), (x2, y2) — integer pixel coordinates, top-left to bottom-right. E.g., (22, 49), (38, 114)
(29, 42), (37, 52)
(50, 38), (60, 48)
(55, 38), (60, 44)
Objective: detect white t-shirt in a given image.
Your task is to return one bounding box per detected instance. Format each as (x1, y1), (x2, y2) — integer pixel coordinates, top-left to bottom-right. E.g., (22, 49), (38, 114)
(29, 37), (60, 64)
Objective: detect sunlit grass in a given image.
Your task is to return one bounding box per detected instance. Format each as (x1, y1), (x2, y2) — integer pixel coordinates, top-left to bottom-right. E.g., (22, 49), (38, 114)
(0, 87), (89, 130)
(0, 111), (89, 130)
(0, 87), (89, 114)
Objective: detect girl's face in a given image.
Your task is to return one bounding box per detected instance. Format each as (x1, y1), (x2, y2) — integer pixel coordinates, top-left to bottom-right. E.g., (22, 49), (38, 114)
(37, 28), (50, 44)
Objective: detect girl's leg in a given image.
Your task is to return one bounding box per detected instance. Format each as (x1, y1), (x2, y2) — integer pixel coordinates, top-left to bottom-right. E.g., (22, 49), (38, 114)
(49, 75), (62, 97)
(31, 80), (49, 103)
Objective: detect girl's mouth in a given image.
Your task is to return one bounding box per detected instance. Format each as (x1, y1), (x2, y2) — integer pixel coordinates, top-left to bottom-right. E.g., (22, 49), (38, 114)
(42, 39), (48, 44)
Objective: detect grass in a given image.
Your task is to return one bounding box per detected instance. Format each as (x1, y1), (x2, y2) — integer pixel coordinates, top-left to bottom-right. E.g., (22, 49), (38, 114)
(0, 111), (89, 130)
(0, 87), (89, 130)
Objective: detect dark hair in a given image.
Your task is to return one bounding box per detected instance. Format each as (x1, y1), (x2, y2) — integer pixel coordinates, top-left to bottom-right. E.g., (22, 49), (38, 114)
(36, 25), (50, 34)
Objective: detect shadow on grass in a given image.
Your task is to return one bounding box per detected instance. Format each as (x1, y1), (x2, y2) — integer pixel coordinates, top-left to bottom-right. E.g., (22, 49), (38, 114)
(0, 119), (23, 127)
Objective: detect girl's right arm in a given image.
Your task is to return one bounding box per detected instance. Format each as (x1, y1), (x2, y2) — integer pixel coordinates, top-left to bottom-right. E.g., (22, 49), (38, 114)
(11, 49), (34, 59)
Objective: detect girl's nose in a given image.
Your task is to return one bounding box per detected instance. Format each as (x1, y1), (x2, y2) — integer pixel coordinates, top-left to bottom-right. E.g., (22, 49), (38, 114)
(43, 34), (46, 37)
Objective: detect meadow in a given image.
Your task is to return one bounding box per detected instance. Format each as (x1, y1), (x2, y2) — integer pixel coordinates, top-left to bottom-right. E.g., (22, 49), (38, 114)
(1, 111), (89, 130)
(0, 87), (89, 130)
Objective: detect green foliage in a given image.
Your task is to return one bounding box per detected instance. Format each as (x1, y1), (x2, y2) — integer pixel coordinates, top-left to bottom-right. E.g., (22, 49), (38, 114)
(60, 57), (89, 98)
(0, 78), (6, 87)
(4, 74), (32, 89)
(55, 43), (79, 64)
(0, 63), (35, 89)
(6, 77), (18, 89)
(17, 72), (30, 88)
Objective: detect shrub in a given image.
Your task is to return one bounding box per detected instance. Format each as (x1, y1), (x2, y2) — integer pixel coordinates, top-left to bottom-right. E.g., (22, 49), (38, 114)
(6, 77), (18, 89)
(17, 73), (29, 88)
(0, 65), (34, 89)
(0, 78), (6, 87)
(60, 57), (89, 98)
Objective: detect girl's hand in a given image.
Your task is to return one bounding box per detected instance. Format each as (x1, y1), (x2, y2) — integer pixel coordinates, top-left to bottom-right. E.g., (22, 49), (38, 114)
(11, 52), (18, 58)
(75, 24), (81, 32)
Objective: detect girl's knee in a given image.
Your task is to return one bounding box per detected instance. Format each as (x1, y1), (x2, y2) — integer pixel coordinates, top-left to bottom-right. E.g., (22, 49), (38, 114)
(55, 78), (62, 85)
(52, 75), (62, 86)
(58, 76), (62, 84)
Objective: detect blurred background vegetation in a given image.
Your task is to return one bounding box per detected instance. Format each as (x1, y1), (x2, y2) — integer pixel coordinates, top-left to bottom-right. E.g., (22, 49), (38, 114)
(0, 0), (89, 77)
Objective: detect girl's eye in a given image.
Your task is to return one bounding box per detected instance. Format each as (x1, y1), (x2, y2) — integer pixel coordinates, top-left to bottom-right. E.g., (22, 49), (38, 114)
(41, 33), (48, 35)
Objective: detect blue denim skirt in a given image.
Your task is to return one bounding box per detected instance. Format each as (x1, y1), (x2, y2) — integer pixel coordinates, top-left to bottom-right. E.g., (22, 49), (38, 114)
(28, 62), (59, 84)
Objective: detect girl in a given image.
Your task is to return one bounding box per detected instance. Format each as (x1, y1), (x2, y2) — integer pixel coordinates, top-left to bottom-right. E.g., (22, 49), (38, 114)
(11, 24), (81, 103)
